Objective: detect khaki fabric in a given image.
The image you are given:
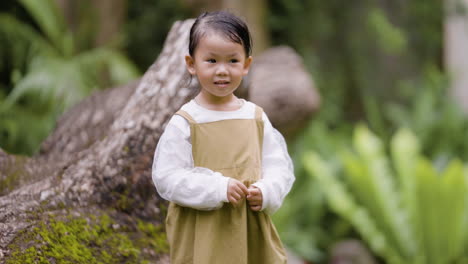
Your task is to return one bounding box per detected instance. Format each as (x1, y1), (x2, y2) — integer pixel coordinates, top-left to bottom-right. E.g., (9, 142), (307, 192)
(166, 106), (287, 264)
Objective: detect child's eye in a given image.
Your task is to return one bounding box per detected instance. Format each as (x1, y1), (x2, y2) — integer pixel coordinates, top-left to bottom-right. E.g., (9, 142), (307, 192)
(230, 59), (239, 63)
(207, 59), (216, 63)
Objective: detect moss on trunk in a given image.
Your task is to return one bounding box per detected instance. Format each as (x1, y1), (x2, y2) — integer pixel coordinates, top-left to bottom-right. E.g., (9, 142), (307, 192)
(5, 211), (168, 264)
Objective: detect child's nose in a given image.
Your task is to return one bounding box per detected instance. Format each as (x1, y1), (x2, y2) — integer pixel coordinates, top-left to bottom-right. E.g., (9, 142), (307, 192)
(215, 64), (228, 75)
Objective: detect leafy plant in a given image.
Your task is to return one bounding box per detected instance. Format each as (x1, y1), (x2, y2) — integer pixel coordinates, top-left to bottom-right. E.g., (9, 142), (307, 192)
(274, 121), (354, 262)
(0, 0), (139, 155)
(303, 125), (468, 264)
(384, 67), (468, 162)
(268, 0), (443, 125)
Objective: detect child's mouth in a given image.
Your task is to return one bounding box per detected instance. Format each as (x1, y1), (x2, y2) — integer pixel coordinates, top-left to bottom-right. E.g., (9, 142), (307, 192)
(214, 81), (230, 87)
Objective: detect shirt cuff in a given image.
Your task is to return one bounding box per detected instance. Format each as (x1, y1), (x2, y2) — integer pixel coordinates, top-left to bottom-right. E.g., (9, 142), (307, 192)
(251, 181), (269, 212)
(216, 172), (230, 203)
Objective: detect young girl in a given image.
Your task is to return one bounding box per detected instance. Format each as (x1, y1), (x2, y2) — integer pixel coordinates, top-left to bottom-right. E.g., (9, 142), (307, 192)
(152, 11), (295, 264)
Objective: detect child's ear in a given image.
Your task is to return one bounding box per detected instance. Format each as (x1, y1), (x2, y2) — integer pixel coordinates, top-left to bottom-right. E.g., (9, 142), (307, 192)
(242, 56), (253, 76)
(185, 55), (196, 75)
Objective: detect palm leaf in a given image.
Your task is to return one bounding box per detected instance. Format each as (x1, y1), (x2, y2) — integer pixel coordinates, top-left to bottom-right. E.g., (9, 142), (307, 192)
(351, 125), (415, 258)
(0, 99), (57, 154)
(0, 14), (55, 69)
(390, 128), (422, 257)
(304, 126), (468, 264)
(75, 48), (140, 85)
(414, 158), (440, 263)
(303, 152), (406, 264)
(5, 55), (92, 109)
(18, 0), (72, 55)
(436, 160), (466, 262)
(0, 1), (139, 155)
(5, 48), (139, 110)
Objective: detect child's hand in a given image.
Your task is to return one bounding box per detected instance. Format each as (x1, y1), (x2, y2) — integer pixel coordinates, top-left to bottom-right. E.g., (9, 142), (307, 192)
(227, 179), (248, 206)
(246, 186), (263, 211)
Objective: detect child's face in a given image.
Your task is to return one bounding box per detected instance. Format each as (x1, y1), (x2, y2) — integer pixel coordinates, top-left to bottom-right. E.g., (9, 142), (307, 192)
(185, 32), (252, 99)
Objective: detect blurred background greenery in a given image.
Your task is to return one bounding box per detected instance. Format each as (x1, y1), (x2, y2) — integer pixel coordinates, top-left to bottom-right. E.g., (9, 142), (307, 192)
(1, 0), (468, 263)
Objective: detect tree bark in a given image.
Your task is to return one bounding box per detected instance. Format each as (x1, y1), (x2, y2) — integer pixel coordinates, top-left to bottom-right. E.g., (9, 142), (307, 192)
(183, 0), (271, 54)
(221, 0), (270, 54)
(0, 19), (196, 263)
(55, 0), (127, 47)
(445, 0), (468, 113)
(0, 18), (319, 262)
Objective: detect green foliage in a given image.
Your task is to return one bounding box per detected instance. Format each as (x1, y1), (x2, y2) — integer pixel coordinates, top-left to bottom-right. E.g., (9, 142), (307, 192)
(6, 213), (168, 264)
(125, 0), (190, 71)
(0, 95), (59, 155)
(303, 125), (468, 264)
(137, 220), (169, 254)
(384, 67), (468, 162)
(274, 121), (353, 261)
(360, 65), (468, 164)
(367, 8), (407, 55)
(0, 0), (139, 155)
(277, 74), (468, 261)
(268, 0), (443, 124)
(268, 1), (464, 262)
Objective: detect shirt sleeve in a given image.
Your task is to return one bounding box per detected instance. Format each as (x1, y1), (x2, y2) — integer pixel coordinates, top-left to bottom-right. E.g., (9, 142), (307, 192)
(152, 117), (230, 210)
(252, 114), (295, 215)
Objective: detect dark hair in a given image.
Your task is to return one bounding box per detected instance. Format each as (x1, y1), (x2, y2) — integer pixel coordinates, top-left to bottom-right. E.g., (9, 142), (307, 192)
(189, 11), (252, 57)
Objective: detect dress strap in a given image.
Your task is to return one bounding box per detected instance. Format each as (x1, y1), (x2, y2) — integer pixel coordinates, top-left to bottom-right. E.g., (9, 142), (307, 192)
(254, 106), (264, 121)
(175, 110), (196, 124)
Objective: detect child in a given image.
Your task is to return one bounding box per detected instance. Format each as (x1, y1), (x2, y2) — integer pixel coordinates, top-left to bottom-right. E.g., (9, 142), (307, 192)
(152, 11), (295, 264)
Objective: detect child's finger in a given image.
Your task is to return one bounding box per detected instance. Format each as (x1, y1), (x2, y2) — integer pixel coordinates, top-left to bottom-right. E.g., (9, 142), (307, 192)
(238, 183), (249, 195)
(232, 191), (242, 201)
(250, 205), (261, 211)
(235, 186), (247, 197)
(248, 199), (260, 206)
(247, 195), (260, 202)
(228, 196), (239, 206)
(248, 187), (260, 195)
(246, 191), (257, 199)
(247, 190), (260, 199)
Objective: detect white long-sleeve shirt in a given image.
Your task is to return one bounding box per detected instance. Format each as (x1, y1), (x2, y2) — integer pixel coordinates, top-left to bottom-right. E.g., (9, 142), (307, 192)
(152, 99), (295, 215)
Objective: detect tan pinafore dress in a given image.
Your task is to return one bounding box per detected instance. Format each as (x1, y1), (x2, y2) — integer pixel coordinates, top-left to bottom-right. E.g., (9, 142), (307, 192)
(165, 106), (287, 264)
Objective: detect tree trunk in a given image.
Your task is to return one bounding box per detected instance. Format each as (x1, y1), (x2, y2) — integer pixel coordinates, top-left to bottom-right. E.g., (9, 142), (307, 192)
(92, 0), (127, 46)
(221, 0), (270, 54)
(0, 19), (196, 263)
(445, 0), (468, 113)
(55, 0), (127, 47)
(0, 19), (319, 262)
(183, 0), (271, 54)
